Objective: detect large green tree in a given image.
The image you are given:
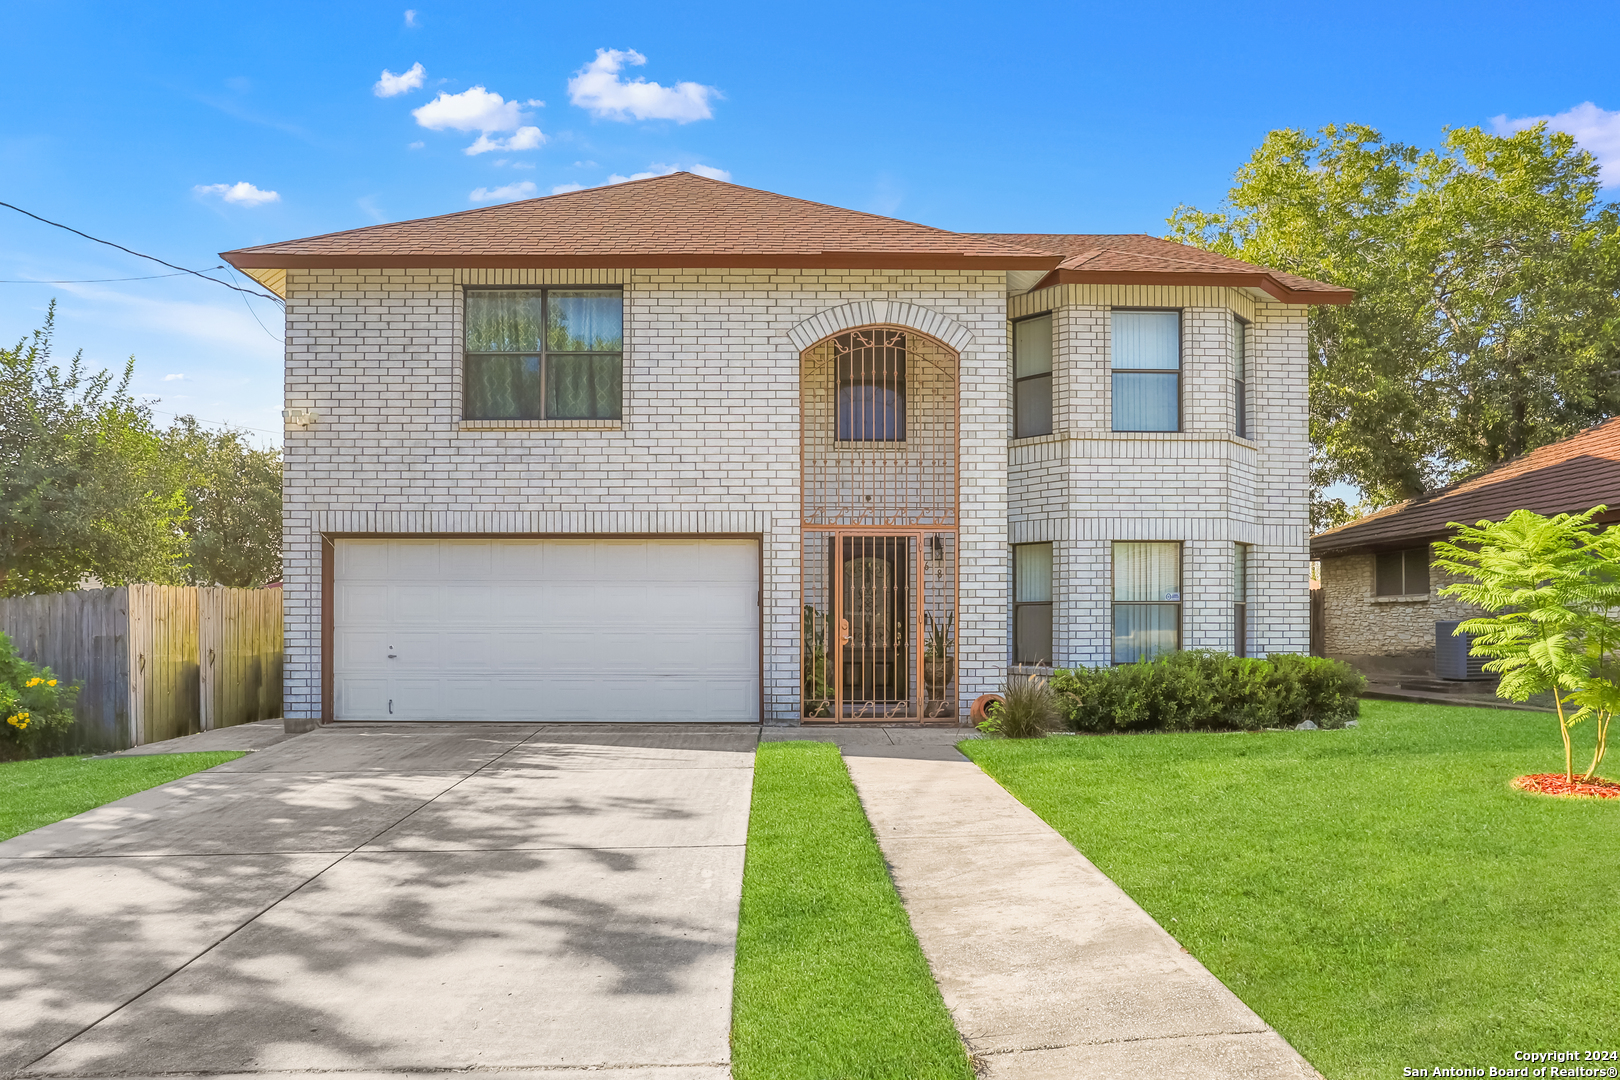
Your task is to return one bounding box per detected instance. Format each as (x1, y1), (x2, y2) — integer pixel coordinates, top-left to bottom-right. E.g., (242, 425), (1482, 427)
(0, 305), (187, 595)
(1168, 123), (1620, 529)
(164, 417), (282, 588)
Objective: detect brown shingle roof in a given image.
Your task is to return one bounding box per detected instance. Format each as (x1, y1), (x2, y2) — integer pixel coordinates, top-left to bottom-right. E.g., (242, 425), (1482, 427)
(973, 233), (1353, 305)
(1310, 417), (1620, 557)
(223, 172), (1059, 272)
(221, 173), (1350, 305)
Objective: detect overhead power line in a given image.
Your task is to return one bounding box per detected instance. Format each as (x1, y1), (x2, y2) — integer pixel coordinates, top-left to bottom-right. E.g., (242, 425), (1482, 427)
(0, 270), (219, 284)
(0, 201), (284, 305)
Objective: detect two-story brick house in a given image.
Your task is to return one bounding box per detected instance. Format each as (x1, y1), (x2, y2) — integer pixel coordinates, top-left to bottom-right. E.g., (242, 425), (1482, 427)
(222, 172), (1350, 729)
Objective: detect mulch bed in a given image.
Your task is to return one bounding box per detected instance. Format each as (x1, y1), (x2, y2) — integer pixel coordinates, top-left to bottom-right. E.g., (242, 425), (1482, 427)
(1512, 773), (1620, 799)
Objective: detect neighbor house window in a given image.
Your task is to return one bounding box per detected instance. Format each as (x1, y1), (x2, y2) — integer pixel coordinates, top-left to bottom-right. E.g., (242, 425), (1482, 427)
(1113, 541), (1181, 663)
(1375, 547), (1430, 597)
(1013, 543), (1053, 665)
(1233, 543), (1250, 658)
(1111, 310), (1180, 432)
(464, 288), (624, 421)
(1014, 314), (1053, 439)
(1232, 316), (1248, 438)
(835, 329), (906, 441)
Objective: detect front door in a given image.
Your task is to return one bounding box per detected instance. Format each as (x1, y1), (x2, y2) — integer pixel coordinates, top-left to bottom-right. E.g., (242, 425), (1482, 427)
(836, 535), (912, 718)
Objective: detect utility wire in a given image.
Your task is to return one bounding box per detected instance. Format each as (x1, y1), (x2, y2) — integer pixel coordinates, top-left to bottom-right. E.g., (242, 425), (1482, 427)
(223, 264), (285, 344)
(147, 408), (281, 438)
(0, 269), (219, 283)
(0, 201), (284, 305)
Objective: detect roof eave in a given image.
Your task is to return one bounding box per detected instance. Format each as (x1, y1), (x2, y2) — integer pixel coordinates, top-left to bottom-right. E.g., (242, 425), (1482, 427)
(220, 250), (1062, 272)
(1052, 268), (1353, 305)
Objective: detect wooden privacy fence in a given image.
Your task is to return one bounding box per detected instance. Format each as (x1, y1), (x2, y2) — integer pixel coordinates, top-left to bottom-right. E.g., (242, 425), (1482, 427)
(0, 585), (282, 752)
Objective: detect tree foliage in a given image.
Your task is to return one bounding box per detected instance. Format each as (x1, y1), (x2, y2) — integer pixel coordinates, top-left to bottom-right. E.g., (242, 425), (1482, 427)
(0, 304), (187, 595)
(1434, 507), (1619, 782)
(1169, 123), (1620, 529)
(164, 417), (282, 588)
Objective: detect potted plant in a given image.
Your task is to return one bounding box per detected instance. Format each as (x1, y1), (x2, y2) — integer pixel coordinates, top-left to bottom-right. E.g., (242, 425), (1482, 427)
(923, 612), (955, 698)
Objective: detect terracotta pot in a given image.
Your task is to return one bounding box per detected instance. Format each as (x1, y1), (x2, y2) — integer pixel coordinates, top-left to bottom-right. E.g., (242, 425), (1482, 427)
(970, 693), (1003, 721)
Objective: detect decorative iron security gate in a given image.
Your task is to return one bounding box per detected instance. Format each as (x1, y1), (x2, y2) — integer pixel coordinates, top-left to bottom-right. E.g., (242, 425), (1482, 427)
(801, 328), (958, 720)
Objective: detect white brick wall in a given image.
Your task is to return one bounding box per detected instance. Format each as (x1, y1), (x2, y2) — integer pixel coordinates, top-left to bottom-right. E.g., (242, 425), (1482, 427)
(281, 267), (1008, 725)
(1007, 285), (1311, 666)
(281, 270), (1311, 726)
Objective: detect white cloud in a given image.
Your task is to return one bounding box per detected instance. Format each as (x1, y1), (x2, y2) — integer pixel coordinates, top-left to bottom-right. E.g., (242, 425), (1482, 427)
(413, 86), (523, 131)
(408, 140), (425, 149)
(550, 182), (586, 194)
(404, 9), (418, 26)
(413, 86), (544, 155)
(469, 181), (538, 203)
(374, 63), (426, 97)
(193, 181), (280, 207)
(606, 163), (730, 185)
(509, 161), (535, 170)
(465, 125), (545, 155)
(567, 49), (717, 123)
(1492, 102), (1620, 186)
(163, 373), (185, 381)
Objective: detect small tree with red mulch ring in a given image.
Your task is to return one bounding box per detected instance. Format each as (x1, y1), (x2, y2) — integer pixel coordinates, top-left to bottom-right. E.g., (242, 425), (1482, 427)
(1435, 506), (1619, 791)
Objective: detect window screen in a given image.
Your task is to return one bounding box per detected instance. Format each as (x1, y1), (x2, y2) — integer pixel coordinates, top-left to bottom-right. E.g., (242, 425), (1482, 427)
(1112, 311), (1179, 432)
(1113, 541), (1181, 664)
(1013, 543), (1053, 665)
(1014, 314), (1053, 439)
(1374, 547), (1431, 596)
(1233, 317), (1248, 439)
(465, 288), (623, 420)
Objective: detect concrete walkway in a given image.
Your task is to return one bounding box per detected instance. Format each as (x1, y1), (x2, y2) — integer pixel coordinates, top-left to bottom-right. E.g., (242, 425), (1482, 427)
(770, 728), (1321, 1079)
(1, 723), (757, 1080)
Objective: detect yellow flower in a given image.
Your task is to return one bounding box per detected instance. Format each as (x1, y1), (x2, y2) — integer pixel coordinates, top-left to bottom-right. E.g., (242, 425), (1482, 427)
(26, 677), (41, 687)
(47, 679), (57, 686)
(6, 712), (30, 730)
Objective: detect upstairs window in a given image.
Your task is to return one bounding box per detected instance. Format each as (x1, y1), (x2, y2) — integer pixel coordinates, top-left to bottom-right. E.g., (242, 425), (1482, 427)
(1113, 541), (1181, 663)
(1111, 310), (1180, 432)
(835, 329), (906, 441)
(1375, 547), (1430, 596)
(1232, 316), (1249, 438)
(464, 288), (623, 421)
(1014, 314), (1053, 439)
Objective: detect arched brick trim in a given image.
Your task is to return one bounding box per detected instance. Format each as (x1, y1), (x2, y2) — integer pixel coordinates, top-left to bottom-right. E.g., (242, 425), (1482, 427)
(784, 300), (974, 354)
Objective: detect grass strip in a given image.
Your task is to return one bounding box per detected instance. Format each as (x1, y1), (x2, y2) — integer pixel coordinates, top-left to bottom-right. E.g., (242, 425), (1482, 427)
(0, 752), (245, 841)
(731, 741), (972, 1080)
(961, 701), (1620, 1080)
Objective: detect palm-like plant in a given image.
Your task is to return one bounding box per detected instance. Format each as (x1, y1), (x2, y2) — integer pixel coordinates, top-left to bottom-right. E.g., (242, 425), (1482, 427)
(1435, 506), (1620, 782)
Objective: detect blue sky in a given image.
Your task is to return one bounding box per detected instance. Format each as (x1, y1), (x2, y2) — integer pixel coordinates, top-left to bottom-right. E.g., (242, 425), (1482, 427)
(4, 0), (1618, 445)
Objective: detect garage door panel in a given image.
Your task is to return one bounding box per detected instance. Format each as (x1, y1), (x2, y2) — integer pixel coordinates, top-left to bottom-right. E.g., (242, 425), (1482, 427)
(334, 538), (759, 723)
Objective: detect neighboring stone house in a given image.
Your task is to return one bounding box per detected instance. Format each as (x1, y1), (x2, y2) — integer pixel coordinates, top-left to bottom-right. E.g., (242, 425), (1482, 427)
(1311, 417), (1620, 669)
(222, 172), (1351, 729)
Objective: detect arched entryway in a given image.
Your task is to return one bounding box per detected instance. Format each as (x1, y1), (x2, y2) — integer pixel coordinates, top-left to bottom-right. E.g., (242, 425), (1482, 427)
(799, 325), (959, 720)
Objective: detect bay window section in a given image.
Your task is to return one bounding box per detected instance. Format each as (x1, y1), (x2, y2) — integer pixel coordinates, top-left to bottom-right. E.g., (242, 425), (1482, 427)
(1111, 310), (1180, 432)
(1013, 542), (1053, 665)
(1013, 314), (1053, 438)
(464, 288), (623, 421)
(1113, 541), (1181, 664)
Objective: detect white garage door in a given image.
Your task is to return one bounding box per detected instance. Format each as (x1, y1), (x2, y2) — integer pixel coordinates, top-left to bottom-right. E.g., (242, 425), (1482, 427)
(334, 538), (760, 723)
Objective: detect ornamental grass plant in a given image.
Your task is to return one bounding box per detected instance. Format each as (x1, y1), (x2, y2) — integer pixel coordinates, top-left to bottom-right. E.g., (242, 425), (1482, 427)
(979, 673), (1061, 738)
(0, 631), (77, 761)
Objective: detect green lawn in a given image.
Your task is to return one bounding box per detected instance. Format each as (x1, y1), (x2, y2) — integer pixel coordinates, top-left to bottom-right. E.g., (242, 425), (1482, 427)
(961, 701), (1620, 1080)
(0, 752), (245, 841)
(731, 741), (972, 1080)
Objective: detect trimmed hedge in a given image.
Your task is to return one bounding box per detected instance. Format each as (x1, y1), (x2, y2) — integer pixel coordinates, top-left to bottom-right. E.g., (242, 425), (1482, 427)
(1050, 650), (1365, 733)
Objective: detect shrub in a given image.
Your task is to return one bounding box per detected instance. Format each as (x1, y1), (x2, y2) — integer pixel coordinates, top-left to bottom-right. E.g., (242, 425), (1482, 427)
(0, 632), (79, 760)
(979, 674), (1061, 738)
(1050, 650), (1364, 733)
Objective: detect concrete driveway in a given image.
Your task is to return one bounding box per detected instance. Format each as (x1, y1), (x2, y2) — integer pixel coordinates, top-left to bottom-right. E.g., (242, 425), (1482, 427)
(0, 724), (758, 1080)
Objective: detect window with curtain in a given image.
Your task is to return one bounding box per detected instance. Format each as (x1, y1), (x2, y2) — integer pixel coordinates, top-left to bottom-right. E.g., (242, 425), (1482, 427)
(464, 288), (624, 421)
(1014, 314), (1053, 439)
(1232, 316), (1248, 438)
(1111, 310), (1180, 432)
(1233, 543), (1250, 658)
(1013, 543), (1053, 665)
(1374, 547), (1431, 596)
(835, 330), (906, 441)
(1113, 541), (1180, 664)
